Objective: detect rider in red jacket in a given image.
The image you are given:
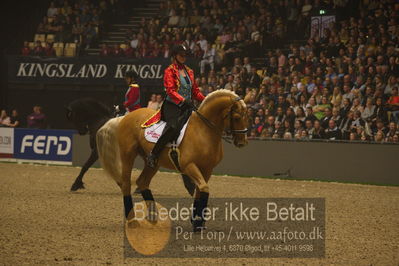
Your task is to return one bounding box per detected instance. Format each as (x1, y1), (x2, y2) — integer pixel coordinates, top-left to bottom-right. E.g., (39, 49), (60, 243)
(123, 70), (141, 112)
(147, 44), (205, 168)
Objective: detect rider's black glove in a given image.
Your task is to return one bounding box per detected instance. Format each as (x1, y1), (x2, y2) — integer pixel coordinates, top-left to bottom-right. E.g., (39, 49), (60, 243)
(181, 99), (195, 110)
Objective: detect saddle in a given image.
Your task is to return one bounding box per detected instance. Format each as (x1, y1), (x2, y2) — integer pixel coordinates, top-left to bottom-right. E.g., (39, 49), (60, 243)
(141, 110), (162, 128)
(142, 108), (192, 171)
(142, 118), (190, 147)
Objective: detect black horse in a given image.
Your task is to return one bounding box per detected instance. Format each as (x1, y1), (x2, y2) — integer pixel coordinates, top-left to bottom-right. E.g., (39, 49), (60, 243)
(66, 98), (195, 195)
(66, 98), (113, 191)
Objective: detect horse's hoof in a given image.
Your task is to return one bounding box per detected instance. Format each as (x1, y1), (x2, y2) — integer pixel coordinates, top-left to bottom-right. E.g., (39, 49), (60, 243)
(126, 209), (136, 222)
(146, 211), (158, 224)
(193, 224), (206, 233)
(70, 181), (85, 191)
(192, 217), (206, 232)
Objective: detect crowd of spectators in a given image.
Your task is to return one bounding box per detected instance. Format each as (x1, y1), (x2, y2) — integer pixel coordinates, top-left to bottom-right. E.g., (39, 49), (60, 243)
(17, 0), (399, 143)
(99, 0), (302, 61)
(148, 0), (397, 143)
(21, 0), (127, 56)
(0, 106), (47, 129)
(21, 41), (57, 57)
(147, 94), (165, 110)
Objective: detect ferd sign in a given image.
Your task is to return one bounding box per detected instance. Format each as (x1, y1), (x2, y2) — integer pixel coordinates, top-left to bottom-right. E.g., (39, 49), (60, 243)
(14, 128), (74, 162)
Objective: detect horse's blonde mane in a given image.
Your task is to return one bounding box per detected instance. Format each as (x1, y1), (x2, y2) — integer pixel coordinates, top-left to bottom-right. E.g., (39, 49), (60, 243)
(199, 89), (246, 109)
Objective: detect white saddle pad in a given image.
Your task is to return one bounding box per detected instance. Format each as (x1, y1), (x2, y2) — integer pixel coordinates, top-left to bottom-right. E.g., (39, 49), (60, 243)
(144, 119), (190, 146)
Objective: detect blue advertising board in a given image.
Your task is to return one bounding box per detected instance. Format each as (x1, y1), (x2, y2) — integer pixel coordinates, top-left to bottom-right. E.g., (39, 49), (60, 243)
(14, 128), (75, 162)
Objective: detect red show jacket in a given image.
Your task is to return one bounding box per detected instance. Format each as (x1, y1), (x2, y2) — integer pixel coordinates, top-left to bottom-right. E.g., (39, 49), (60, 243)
(124, 83), (141, 112)
(164, 63), (205, 105)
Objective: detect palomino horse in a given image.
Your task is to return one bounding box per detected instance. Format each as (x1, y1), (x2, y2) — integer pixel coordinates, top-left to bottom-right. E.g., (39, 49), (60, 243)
(66, 98), (196, 195)
(101, 89), (248, 231)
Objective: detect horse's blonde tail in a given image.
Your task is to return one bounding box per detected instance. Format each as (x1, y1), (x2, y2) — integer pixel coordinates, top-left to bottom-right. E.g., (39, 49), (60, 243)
(96, 117), (124, 185)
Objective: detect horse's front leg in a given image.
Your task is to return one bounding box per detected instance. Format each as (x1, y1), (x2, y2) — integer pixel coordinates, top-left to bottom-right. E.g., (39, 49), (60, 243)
(183, 163), (210, 232)
(70, 148), (98, 191)
(181, 174), (195, 196)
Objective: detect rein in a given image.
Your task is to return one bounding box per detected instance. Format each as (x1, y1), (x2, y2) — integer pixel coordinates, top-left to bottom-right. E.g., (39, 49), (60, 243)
(193, 107), (233, 143)
(193, 96), (248, 144)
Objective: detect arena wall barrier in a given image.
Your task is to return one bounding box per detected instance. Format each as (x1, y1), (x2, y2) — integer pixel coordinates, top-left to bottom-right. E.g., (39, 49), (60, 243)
(0, 127), (75, 165)
(72, 134), (399, 186)
(214, 139), (398, 186)
(0, 128), (14, 158)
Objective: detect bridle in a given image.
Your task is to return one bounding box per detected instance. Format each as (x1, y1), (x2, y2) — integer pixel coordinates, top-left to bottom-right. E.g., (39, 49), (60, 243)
(194, 96), (248, 144)
(224, 97), (249, 135)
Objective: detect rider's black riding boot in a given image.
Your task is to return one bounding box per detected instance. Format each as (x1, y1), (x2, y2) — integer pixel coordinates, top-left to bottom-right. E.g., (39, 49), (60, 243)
(147, 126), (177, 168)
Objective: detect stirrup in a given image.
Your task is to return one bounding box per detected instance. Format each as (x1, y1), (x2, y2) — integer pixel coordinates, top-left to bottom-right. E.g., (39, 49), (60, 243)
(146, 153), (158, 169)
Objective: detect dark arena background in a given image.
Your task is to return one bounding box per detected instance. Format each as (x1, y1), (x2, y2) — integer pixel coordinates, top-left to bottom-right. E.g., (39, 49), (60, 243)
(0, 0), (398, 265)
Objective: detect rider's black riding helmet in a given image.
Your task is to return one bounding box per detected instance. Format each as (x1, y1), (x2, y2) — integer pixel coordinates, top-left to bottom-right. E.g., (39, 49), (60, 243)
(124, 70), (138, 81)
(171, 44), (188, 58)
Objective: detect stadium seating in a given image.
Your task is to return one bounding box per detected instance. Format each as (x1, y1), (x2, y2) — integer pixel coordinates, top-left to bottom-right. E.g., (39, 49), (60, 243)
(28, 42), (35, 50)
(18, 0), (399, 143)
(46, 34), (55, 44)
(64, 43), (76, 57)
(53, 43), (64, 57)
(34, 34), (45, 43)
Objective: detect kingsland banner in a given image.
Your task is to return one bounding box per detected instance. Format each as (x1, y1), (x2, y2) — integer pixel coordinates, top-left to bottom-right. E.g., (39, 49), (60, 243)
(7, 56), (199, 86)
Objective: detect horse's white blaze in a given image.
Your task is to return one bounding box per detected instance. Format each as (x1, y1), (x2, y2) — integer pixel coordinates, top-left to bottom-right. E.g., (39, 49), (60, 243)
(96, 117), (124, 184)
